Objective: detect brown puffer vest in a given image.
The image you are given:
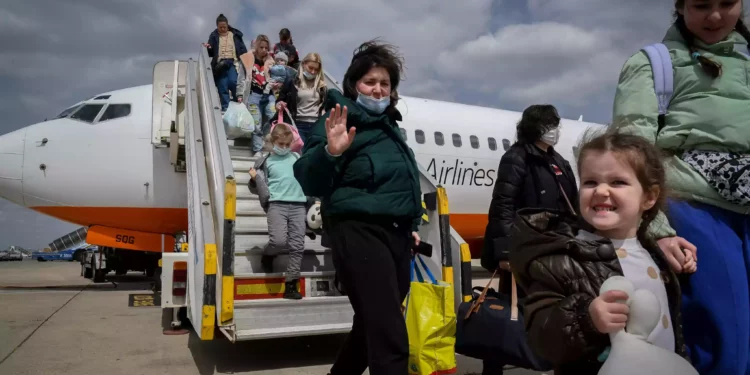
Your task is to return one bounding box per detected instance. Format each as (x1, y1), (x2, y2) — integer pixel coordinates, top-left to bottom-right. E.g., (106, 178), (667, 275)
(507, 208), (689, 375)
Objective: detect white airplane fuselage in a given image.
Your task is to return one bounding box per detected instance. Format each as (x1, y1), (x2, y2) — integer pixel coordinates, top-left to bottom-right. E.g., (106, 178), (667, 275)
(0, 84), (605, 257)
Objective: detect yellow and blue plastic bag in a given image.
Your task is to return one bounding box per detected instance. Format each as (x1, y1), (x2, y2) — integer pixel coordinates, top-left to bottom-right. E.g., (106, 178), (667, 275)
(404, 254), (457, 375)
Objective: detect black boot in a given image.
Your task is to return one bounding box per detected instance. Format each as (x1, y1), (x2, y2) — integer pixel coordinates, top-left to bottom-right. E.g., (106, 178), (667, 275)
(261, 255), (275, 274)
(284, 280), (302, 300)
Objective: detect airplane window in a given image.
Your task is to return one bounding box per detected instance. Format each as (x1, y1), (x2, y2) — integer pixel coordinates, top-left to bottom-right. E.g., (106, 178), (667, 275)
(488, 137), (497, 151)
(470, 135), (479, 149)
(98, 104), (131, 122)
(70, 104), (105, 123)
(502, 139), (511, 151)
(452, 133), (462, 147)
(434, 132), (444, 146)
(415, 130), (425, 144)
(56, 104), (83, 119)
(399, 128), (407, 141)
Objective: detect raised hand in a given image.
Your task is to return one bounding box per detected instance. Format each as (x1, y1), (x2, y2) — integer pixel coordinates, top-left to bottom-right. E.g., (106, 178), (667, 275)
(325, 104), (356, 155)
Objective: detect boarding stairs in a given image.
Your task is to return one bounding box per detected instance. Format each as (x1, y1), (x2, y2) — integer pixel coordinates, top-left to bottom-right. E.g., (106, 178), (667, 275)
(151, 47), (473, 342)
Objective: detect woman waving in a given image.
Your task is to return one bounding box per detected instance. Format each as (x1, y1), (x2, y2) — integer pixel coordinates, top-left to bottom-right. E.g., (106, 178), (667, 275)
(293, 41), (422, 375)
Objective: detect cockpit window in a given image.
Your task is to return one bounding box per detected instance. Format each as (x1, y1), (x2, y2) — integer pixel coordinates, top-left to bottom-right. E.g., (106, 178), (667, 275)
(99, 104), (131, 122)
(56, 104), (83, 119)
(70, 104), (104, 123)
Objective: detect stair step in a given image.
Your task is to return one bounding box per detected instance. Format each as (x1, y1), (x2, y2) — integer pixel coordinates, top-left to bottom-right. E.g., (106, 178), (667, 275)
(232, 159), (255, 171)
(234, 251), (334, 275)
(233, 296), (353, 340)
(237, 198), (264, 216)
(237, 186), (255, 199)
(235, 233), (327, 253)
(232, 155), (260, 162)
(229, 145), (255, 159)
(234, 323), (352, 341)
(235, 171), (251, 185)
(236, 215), (269, 233)
(235, 271), (335, 279)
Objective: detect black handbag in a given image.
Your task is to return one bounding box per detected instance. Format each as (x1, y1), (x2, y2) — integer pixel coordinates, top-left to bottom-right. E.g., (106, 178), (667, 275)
(455, 268), (553, 371)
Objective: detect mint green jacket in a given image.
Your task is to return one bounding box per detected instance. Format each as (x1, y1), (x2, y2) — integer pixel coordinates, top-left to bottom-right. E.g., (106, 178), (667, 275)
(613, 25), (750, 239)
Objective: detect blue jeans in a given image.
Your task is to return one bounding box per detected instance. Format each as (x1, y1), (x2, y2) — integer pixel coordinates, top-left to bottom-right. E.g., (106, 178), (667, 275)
(247, 92), (276, 153)
(296, 120), (315, 145)
(667, 199), (750, 375)
(215, 61), (237, 112)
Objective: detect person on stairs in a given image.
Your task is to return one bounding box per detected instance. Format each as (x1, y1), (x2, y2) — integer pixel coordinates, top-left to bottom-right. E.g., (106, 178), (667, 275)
(203, 14), (248, 112)
(247, 123), (306, 300)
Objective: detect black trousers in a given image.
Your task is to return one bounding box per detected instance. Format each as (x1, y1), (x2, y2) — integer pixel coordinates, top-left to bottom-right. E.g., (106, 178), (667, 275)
(327, 218), (411, 375)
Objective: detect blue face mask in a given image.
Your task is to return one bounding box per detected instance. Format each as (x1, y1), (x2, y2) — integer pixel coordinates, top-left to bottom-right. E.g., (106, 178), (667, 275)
(273, 145), (290, 156)
(303, 71), (315, 80)
(356, 91), (390, 115)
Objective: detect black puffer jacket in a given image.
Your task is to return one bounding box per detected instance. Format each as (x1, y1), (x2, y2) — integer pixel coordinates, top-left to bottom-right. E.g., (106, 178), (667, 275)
(507, 208), (689, 375)
(482, 142), (577, 270)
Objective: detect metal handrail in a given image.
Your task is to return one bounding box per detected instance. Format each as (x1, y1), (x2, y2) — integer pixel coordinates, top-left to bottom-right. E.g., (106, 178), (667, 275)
(197, 46), (237, 326)
(185, 58), (218, 340)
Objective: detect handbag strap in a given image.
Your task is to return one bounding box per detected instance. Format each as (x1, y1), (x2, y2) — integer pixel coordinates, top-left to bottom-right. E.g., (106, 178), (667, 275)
(282, 107), (298, 129)
(411, 254), (438, 285)
(510, 273), (519, 321)
(558, 181), (577, 216)
(465, 269), (497, 319)
(465, 266), (520, 322)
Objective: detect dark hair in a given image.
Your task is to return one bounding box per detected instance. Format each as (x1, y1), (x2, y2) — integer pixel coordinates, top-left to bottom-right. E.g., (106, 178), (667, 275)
(342, 40), (405, 113)
(577, 128), (667, 247)
(216, 14), (228, 26)
(673, 1), (750, 78)
(279, 28), (293, 44)
(515, 104), (560, 144)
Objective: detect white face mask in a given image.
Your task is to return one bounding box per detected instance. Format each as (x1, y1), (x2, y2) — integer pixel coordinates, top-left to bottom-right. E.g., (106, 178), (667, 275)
(540, 127), (560, 146)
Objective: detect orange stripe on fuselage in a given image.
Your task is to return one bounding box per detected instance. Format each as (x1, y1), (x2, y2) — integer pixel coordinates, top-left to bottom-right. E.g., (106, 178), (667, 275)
(449, 213), (488, 259)
(32, 206), (488, 258)
(31, 206), (188, 236)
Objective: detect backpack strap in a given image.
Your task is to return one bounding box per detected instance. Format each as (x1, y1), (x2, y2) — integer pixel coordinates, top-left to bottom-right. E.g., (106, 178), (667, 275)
(642, 43), (673, 133)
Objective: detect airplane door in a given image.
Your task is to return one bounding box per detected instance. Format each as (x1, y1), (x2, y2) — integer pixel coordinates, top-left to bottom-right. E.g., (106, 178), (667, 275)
(152, 61), (188, 146)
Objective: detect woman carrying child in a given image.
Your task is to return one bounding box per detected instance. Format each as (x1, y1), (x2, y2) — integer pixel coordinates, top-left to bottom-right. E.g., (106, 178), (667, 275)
(247, 123), (306, 300)
(613, 1), (750, 373)
(508, 131), (696, 374)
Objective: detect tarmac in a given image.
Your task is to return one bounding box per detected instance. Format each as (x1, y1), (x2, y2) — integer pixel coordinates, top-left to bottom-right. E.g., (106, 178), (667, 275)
(0, 260), (548, 375)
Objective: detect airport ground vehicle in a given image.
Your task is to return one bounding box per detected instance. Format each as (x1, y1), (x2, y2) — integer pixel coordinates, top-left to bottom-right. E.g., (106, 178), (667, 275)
(0, 250), (23, 261)
(81, 246), (160, 282)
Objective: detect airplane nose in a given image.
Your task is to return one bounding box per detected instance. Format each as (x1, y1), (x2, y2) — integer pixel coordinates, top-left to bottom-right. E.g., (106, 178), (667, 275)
(0, 128), (26, 205)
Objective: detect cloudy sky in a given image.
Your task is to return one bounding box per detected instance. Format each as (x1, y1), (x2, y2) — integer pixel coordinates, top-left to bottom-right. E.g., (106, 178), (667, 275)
(0, 0), (678, 249)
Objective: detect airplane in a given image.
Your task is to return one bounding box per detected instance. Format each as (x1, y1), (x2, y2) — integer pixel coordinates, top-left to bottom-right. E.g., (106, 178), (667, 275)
(0, 82), (606, 259)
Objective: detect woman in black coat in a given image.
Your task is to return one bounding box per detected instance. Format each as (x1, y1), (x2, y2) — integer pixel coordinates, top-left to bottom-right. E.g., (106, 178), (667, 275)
(480, 104), (578, 375)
